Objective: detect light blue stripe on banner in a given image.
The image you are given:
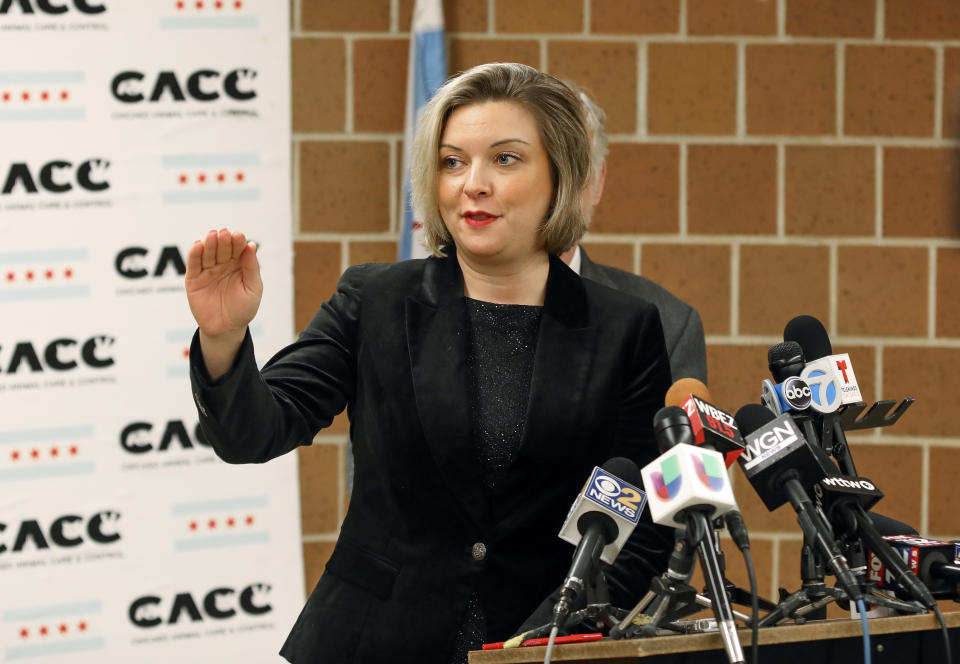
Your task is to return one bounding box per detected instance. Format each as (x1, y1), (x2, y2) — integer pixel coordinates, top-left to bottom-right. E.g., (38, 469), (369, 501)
(0, 286), (91, 301)
(159, 16), (260, 29)
(0, 426), (93, 444)
(173, 532), (270, 551)
(0, 72), (85, 84)
(3, 600), (102, 622)
(162, 153), (260, 168)
(0, 462), (96, 481)
(162, 189), (260, 205)
(0, 249), (88, 263)
(0, 108), (85, 122)
(167, 365), (189, 379)
(5, 638), (105, 660)
(172, 495), (269, 515)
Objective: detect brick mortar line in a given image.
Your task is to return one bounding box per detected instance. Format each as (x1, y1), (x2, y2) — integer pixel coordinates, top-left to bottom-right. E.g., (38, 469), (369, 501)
(679, 0), (687, 36)
(922, 443), (930, 534)
(487, 0), (494, 33)
(638, 42), (647, 138)
(678, 143), (688, 235)
(539, 37), (547, 70)
(293, 0), (300, 32)
(574, 235), (960, 247)
(875, 0), (884, 40)
(777, 0), (785, 38)
(289, 31), (960, 47)
(292, 139), (301, 235)
(389, 0), (397, 33)
(736, 42), (746, 137)
(302, 533), (340, 543)
(581, 0), (589, 36)
(704, 335), (960, 347)
(936, 45), (945, 138)
(836, 43), (844, 137)
(344, 36), (354, 133)
(389, 138), (398, 234)
(873, 342), (883, 440)
(295, 232), (399, 242)
(847, 437), (960, 447)
(603, 135), (960, 147)
(292, 133), (404, 141)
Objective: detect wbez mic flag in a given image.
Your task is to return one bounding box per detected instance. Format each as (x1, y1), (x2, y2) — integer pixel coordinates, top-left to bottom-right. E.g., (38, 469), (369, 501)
(398, 0), (446, 261)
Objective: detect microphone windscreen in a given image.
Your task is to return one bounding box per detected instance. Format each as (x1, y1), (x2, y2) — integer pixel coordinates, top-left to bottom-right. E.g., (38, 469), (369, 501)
(768, 341), (805, 381)
(665, 377), (711, 408)
(784, 315), (832, 360)
(869, 513), (919, 537)
(734, 403), (777, 436)
(653, 406), (695, 453)
(600, 456), (641, 487)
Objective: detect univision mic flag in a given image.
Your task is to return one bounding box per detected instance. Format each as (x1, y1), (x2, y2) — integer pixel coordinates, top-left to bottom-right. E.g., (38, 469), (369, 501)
(398, 0), (447, 260)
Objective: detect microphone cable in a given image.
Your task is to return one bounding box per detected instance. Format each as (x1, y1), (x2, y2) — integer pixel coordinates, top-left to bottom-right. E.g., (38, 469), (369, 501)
(543, 625), (559, 664)
(933, 604), (953, 664)
(725, 511), (759, 664)
(855, 598), (871, 664)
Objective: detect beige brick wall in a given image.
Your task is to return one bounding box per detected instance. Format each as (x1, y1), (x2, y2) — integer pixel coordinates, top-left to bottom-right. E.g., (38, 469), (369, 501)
(291, 0), (960, 614)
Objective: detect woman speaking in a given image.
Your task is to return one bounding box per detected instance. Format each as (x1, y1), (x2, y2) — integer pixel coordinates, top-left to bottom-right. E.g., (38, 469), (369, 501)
(184, 62), (672, 664)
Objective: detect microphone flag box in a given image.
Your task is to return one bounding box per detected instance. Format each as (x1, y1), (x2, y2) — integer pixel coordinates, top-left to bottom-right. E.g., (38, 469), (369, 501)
(829, 353), (862, 405)
(640, 444), (737, 529)
(800, 358), (843, 413)
(558, 466), (646, 564)
(679, 395), (745, 467)
(866, 535), (956, 595)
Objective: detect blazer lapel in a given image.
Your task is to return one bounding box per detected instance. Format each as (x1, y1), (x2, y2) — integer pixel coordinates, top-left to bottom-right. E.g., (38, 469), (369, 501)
(405, 254), (491, 531)
(520, 256), (598, 460)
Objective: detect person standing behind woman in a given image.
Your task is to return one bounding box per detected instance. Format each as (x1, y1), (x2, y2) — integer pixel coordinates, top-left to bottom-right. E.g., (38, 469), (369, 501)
(184, 63), (673, 664)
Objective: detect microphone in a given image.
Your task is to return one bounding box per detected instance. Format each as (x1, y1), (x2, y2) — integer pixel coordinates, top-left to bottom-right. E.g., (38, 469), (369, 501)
(665, 378), (745, 468)
(784, 315), (863, 407)
(734, 404), (863, 603)
(762, 342), (815, 415)
(640, 406), (745, 664)
(553, 457), (645, 628)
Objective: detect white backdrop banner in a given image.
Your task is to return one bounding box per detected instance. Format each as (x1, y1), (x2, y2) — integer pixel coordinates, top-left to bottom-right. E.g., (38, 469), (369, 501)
(0, 3), (302, 662)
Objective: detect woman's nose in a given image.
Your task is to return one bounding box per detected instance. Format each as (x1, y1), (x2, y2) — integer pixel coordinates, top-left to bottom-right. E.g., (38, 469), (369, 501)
(463, 163), (491, 198)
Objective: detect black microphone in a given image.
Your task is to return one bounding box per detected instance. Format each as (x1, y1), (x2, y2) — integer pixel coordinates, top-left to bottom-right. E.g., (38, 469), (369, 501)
(552, 457), (642, 629)
(784, 314), (832, 361)
(734, 404), (864, 604)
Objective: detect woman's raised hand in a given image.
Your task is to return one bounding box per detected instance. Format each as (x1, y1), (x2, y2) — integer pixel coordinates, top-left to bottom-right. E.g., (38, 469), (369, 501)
(185, 228), (263, 341)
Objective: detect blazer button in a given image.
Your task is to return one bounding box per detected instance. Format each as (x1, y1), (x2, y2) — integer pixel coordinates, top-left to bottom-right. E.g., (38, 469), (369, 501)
(471, 542), (487, 561)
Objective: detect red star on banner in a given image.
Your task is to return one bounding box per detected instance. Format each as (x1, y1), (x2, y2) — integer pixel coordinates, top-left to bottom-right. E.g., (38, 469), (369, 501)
(11, 451), (19, 461)
(227, 517), (236, 527)
(215, 0), (222, 7)
(64, 268), (73, 278)
(39, 626), (48, 636)
(78, 622), (87, 632)
(236, 172), (245, 182)
(2, 92), (9, 102)
(6, 272), (14, 282)
(179, 174), (187, 184)
(176, 0), (184, 7)
(45, 269), (54, 279)
(217, 172), (225, 183)
(245, 515), (254, 525)
(195, 0), (203, 7)
(19, 628), (27, 638)
(182, 348), (190, 358)
(26, 271), (34, 281)
(208, 519), (216, 529)
(59, 623), (68, 634)
(60, 90), (69, 101)
(22, 91), (29, 101)
(30, 449), (39, 459)
(69, 445), (78, 456)
(234, 0), (242, 7)
(41, 91), (49, 101)
(189, 521), (198, 531)
(198, 173), (206, 184)
(50, 447), (59, 457)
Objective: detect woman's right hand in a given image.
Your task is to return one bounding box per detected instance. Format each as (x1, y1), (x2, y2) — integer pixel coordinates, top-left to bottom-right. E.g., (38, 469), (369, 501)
(185, 228), (263, 341)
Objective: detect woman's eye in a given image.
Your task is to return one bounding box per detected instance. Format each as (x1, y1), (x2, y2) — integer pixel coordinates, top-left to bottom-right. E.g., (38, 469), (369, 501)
(496, 153), (518, 166)
(441, 156), (461, 169)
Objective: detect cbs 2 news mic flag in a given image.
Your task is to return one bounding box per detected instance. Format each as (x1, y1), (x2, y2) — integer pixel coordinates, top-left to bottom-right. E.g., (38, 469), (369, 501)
(641, 444), (737, 529)
(559, 466), (647, 564)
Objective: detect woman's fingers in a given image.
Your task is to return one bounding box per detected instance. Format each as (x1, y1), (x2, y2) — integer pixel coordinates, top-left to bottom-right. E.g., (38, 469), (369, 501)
(215, 228), (232, 264)
(201, 229), (218, 269)
(230, 230), (247, 261)
(185, 240), (203, 280)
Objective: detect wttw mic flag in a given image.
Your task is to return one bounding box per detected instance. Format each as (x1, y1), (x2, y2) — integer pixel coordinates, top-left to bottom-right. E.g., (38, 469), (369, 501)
(398, 0), (446, 260)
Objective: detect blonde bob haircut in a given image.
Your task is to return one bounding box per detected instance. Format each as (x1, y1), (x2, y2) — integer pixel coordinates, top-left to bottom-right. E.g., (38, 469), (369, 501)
(411, 62), (591, 257)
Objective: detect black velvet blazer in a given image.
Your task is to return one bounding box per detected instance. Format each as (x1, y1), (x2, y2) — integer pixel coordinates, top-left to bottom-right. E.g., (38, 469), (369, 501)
(190, 252), (673, 664)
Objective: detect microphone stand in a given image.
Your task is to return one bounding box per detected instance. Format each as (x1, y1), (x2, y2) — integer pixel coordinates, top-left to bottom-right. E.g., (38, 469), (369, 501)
(611, 509), (747, 664)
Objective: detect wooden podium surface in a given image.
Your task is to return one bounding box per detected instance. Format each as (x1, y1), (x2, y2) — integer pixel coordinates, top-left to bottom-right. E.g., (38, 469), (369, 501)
(469, 611), (960, 663)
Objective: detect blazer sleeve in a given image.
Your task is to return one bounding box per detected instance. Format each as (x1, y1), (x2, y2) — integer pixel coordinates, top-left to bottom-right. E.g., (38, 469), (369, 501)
(189, 264), (370, 464)
(667, 305), (708, 385)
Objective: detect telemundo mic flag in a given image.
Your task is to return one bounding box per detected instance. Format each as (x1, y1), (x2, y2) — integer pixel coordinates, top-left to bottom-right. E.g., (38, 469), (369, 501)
(398, 0), (446, 260)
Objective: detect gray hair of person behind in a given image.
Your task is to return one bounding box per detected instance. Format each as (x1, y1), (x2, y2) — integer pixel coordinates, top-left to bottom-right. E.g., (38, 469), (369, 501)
(577, 89), (609, 187)
(410, 62), (591, 257)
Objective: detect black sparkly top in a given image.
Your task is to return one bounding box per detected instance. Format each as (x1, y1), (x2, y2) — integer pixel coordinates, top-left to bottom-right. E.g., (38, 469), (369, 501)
(448, 298), (543, 664)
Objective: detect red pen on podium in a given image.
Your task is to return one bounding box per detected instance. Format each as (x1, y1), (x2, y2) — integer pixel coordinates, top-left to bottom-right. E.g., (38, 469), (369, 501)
(482, 633), (603, 650)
